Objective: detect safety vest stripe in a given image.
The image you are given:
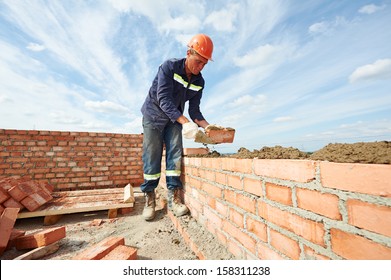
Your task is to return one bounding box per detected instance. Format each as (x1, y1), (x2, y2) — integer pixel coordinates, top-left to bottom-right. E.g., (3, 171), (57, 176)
(143, 173), (161, 180)
(173, 73), (202, 92)
(166, 170), (181, 176)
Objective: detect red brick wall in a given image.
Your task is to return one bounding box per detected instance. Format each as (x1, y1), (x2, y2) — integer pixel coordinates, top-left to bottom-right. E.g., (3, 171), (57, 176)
(175, 156), (391, 260)
(0, 129), (143, 190)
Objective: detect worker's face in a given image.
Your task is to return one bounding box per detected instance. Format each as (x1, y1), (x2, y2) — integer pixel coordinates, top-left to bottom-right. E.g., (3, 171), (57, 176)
(186, 50), (208, 75)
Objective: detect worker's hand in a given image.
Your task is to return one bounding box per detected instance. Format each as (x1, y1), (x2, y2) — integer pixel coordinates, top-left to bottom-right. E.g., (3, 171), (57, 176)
(205, 124), (222, 132)
(182, 122), (199, 139)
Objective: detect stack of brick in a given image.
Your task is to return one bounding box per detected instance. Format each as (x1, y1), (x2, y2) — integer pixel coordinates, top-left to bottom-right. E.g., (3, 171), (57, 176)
(73, 236), (137, 260)
(0, 177), (54, 214)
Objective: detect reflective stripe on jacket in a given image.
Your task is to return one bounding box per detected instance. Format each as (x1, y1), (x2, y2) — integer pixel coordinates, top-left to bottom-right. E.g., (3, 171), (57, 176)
(141, 58), (206, 131)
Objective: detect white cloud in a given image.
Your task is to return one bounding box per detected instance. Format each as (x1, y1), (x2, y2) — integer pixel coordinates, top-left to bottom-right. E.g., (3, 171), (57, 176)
(273, 116), (293, 123)
(358, 4), (386, 14)
(0, 94), (13, 103)
(349, 59), (391, 83)
(308, 21), (329, 34)
(109, 0), (204, 34)
(233, 44), (279, 68)
(84, 100), (129, 114)
(205, 4), (239, 32)
(50, 111), (82, 124)
(229, 94), (267, 112)
(308, 17), (347, 35)
(26, 42), (46, 52)
(159, 15), (200, 33)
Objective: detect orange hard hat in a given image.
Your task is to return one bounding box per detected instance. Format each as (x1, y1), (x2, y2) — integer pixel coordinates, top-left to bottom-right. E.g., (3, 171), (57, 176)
(187, 34), (214, 61)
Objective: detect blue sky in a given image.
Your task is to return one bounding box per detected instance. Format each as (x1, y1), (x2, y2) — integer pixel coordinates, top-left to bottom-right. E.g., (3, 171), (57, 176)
(0, 0), (390, 153)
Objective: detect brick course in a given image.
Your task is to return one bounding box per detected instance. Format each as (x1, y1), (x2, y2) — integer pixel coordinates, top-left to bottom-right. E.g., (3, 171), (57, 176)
(0, 129), (143, 191)
(181, 153), (391, 260)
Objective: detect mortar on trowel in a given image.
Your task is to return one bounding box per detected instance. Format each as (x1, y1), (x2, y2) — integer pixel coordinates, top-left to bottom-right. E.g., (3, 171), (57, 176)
(194, 125), (235, 145)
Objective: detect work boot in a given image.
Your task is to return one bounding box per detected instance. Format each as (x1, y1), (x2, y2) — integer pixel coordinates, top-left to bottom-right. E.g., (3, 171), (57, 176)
(142, 191), (156, 221)
(167, 189), (189, 216)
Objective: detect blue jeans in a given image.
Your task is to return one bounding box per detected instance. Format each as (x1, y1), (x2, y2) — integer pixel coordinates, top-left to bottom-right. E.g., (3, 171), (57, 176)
(140, 117), (183, 193)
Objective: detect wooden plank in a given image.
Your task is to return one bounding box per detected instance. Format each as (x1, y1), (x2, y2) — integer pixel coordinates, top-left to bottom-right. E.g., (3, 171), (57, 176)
(108, 209), (118, 219)
(123, 184), (134, 203)
(44, 215), (63, 226)
(14, 242), (60, 260)
(51, 193), (130, 204)
(52, 188), (124, 198)
(17, 201), (134, 219)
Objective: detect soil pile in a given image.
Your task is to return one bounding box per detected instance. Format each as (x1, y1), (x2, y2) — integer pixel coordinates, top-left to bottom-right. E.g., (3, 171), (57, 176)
(189, 141), (391, 164)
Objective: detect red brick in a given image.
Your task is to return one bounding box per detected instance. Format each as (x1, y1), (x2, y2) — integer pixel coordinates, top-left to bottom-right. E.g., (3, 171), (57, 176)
(0, 188), (10, 204)
(246, 217), (267, 242)
(254, 159), (316, 182)
(101, 245), (137, 260)
(204, 207), (223, 228)
(20, 189), (52, 211)
(227, 174), (242, 190)
(215, 172), (226, 185)
(258, 201), (325, 246)
(347, 200), (391, 237)
(296, 188), (341, 220)
(183, 148), (209, 156)
(320, 162), (391, 197)
(6, 229), (25, 250)
(202, 181), (222, 198)
(270, 229), (300, 259)
(221, 158), (252, 174)
(265, 182), (292, 206)
(72, 236), (125, 260)
(228, 208), (244, 228)
(206, 128), (235, 143)
(3, 197), (24, 210)
(235, 193), (256, 214)
(303, 246), (330, 260)
(8, 181), (35, 201)
(0, 208), (20, 255)
(201, 157), (221, 170)
(15, 226), (66, 250)
(223, 220), (256, 254)
(243, 177), (263, 197)
(0, 177), (25, 191)
(257, 242), (285, 260)
(214, 199), (228, 217)
(330, 228), (391, 259)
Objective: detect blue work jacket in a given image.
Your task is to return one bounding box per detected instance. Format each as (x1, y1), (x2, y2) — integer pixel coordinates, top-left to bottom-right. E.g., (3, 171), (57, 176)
(141, 58), (206, 131)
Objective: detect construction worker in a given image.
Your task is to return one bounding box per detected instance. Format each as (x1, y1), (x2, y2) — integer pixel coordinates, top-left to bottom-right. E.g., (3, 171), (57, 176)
(140, 34), (214, 221)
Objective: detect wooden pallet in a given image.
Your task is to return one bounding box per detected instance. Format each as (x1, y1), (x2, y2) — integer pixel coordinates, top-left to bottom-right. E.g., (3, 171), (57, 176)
(16, 187), (137, 224)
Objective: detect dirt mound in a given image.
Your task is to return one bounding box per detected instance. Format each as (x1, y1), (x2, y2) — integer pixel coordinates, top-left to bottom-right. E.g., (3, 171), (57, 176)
(309, 141), (391, 164)
(190, 141), (391, 164)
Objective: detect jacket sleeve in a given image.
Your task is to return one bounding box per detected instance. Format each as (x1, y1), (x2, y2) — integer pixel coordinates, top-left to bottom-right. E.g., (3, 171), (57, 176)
(188, 91), (205, 122)
(156, 62), (182, 123)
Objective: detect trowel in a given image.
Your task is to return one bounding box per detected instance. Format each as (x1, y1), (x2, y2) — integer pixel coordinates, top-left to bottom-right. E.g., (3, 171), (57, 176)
(194, 125), (235, 145)
(194, 130), (217, 144)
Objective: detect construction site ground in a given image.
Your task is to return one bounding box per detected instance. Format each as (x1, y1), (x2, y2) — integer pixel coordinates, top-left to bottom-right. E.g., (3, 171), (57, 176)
(0, 186), (235, 260)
